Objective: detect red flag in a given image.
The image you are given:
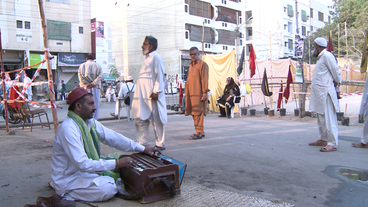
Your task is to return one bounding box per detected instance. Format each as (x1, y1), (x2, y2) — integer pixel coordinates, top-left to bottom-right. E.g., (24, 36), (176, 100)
(283, 66), (293, 103)
(179, 83), (183, 106)
(277, 83), (283, 111)
(327, 32), (333, 52)
(249, 44), (256, 78)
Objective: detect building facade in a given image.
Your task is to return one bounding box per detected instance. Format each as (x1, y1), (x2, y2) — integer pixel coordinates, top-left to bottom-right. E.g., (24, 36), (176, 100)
(111, 0), (332, 83)
(0, 0), (91, 96)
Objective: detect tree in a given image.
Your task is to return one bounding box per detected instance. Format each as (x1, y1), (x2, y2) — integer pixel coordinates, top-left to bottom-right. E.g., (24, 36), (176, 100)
(109, 64), (120, 79)
(304, 0), (368, 63)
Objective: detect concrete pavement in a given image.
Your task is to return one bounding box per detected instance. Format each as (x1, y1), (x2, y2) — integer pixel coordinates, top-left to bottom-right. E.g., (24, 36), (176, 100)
(1, 95), (367, 207)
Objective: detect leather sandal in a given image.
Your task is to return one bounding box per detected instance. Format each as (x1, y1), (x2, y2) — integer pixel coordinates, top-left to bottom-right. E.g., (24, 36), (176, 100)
(189, 134), (202, 140)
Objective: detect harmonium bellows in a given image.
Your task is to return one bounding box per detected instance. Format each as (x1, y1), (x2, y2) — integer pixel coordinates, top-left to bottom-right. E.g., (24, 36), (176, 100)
(118, 153), (187, 203)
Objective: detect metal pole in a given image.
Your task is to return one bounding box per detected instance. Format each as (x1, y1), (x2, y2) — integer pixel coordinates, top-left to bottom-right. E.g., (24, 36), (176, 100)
(0, 29), (10, 134)
(345, 21), (348, 93)
(338, 24), (340, 58)
(202, 21), (204, 56)
(38, 0), (59, 133)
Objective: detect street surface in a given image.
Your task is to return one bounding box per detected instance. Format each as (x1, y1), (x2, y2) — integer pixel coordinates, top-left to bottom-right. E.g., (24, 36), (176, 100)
(0, 94), (367, 207)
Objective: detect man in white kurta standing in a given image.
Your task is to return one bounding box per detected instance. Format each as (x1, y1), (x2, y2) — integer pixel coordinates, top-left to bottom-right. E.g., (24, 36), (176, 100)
(131, 36), (167, 150)
(51, 87), (160, 202)
(308, 37), (342, 152)
(352, 44), (368, 148)
(110, 76), (135, 117)
(78, 54), (102, 120)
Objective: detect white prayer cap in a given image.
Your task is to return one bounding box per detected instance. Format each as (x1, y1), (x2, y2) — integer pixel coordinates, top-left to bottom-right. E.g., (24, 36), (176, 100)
(126, 76), (133, 81)
(314, 37), (328, 47)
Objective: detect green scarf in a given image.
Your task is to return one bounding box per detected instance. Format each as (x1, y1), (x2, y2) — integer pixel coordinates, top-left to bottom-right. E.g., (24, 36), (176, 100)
(68, 111), (121, 180)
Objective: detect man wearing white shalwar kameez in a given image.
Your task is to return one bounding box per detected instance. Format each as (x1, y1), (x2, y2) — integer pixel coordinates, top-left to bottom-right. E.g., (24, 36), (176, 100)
(131, 36), (167, 150)
(352, 44), (368, 148)
(308, 37), (342, 152)
(51, 87), (159, 202)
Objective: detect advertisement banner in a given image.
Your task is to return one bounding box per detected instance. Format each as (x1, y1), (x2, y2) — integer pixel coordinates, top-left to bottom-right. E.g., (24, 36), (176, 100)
(294, 62), (303, 83)
(57, 53), (87, 67)
(24, 50), (30, 68)
(294, 35), (304, 58)
(30, 53), (57, 70)
(96, 21), (104, 38)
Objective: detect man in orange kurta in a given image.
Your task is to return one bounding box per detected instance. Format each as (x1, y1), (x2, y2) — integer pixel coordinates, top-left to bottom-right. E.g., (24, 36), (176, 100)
(185, 47), (209, 140)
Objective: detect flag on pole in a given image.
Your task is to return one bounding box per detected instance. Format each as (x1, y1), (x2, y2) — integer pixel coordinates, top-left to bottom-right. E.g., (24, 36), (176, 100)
(261, 68), (272, 97)
(277, 83), (283, 111)
(237, 46), (245, 75)
(170, 82), (173, 95)
(283, 65), (293, 103)
(361, 30), (368, 73)
(327, 31), (334, 52)
(249, 44), (256, 78)
(179, 83), (183, 106)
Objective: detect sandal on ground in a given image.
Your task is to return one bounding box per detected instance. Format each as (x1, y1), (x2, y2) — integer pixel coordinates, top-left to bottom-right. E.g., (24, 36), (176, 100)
(309, 140), (327, 146)
(198, 133), (205, 138)
(352, 142), (368, 148)
(189, 134), (202, 140)
(320, 145), (337, 152)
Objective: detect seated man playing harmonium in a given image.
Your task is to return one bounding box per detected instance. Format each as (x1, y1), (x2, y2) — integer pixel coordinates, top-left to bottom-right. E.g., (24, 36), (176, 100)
(50, 87), (160, 202)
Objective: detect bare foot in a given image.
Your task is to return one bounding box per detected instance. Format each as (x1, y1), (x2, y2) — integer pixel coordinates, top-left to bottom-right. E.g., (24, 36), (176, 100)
(352, 142), (368, 148)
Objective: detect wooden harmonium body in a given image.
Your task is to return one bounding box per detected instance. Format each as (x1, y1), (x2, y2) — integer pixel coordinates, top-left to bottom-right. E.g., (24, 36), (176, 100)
(119, 153), (187, 203)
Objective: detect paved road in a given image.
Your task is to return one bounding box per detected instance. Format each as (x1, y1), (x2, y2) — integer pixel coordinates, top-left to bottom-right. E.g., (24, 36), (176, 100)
(1, 94), (367, 207)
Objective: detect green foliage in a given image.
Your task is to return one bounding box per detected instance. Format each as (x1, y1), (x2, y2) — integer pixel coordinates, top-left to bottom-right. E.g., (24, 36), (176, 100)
(109, 64), (120, 79)
(304, 0), (368, 63)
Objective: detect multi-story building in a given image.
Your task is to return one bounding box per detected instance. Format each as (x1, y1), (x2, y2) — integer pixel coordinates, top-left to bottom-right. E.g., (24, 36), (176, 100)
(0, 0), (91, 94)
(245, 0), (333, 60)
(112, 0), (246, 83)
(111, 0), (332, 82)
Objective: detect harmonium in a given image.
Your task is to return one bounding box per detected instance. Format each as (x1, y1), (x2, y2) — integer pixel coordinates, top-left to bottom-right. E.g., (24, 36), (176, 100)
(118, 153), (187, 203)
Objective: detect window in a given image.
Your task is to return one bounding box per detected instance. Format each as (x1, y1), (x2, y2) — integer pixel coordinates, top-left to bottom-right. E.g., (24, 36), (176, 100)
(284, 7), (287, 12)
(239, 39), (242, 46)
(185, 31), (189, 39)
(288, 39), (293, 50)
(302, 26), (306, 36)
(16, 20), (22, 29)
(205, 44), (208, 48)
(285, 42), (288, 47)
(188, 0), (211, 18)
(287, 4), (294, 17)
(205, 19), (207, 23)
(301, 10), (307, 22)
(45, 0), (70, 4)
(25, 21), (31, 29)
(208, 44), (211, 48)
(284, 24), (287, 30)
(246, 44), (251, 56)
(185, 5), (188, 13)
(47, 20), (71, 40)
(310, 26), (314, 31)
(79, 26), (83, 34)
(208, 20), (210, 24)
(288, 22), (292, 33)
(246, 27), (252, 40)
(318, 11), (324, 21)
(310, 8), (313, 18)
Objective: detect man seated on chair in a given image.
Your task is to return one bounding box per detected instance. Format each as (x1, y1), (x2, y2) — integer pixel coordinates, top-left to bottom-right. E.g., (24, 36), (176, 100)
(105, 86), (116, 102)
(51, 87), (160, 202)
(110, 76), (135, 117)
(216, 77), (240, 118)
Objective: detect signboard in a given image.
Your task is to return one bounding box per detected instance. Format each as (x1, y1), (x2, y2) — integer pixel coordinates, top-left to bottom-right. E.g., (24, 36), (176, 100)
(91, 22), (96, 32)
(30, 53), (57, 70)
(57, 53), (87, 67)
(16, 33), (32, 42)
(294, 62), (303, 83)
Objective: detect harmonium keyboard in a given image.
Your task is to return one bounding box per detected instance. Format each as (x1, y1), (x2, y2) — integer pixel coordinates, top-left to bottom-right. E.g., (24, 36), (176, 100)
(118, 153), (187, 203)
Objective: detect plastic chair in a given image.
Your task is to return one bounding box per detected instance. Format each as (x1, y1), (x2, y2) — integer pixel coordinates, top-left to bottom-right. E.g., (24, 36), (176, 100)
(230, 96), (242, 118)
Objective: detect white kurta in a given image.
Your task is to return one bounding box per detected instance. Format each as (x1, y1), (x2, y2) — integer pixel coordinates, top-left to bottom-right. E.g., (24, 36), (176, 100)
(131, 51), (167, 124)
(51, 117), (144, 198)
(115, 82), (136, 115)
(309, 49), (341, 114)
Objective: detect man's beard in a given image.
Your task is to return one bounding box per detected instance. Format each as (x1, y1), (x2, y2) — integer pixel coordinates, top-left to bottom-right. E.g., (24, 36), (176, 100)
(312, 48), (319, 58)
(142, 47), (150, 55)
